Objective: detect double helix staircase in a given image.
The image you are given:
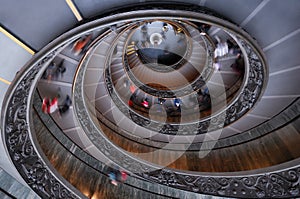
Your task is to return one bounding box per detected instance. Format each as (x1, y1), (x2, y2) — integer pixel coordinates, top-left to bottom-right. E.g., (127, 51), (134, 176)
(1, 1), (300, 199)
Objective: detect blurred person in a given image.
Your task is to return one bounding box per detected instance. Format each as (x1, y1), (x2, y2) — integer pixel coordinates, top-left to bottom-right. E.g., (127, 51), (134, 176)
(174, 98), (181, 108)
(214, 62), (221, 71)
(158, 97), (166, 105)
(123, 78), (130, 88)
(230, 53), (245, 75)
(56, 59), (66, 78)
(109, 171), (118, 186)
(72, 34), (93, 56)
(118, 170), (128, 183)
(128, 99), (134, 107)
(59, 95), (72, 114)
(141, 98), (149, 108)
(43, 62), (57, 81)
(42, 97), (58, 114)
(214, 36), (228, 58)
(107, 164), (128, 186)
(129, 84), (136, 94)
(42, 97), (50, 113)
(227, 39), (241, 55)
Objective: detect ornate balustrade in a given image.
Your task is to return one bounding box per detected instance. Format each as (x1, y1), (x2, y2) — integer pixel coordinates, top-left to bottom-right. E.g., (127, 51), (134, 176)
(2, 3), (300, 199)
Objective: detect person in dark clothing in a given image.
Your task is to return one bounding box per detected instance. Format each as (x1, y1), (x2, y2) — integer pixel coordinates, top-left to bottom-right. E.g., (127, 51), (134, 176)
(158, 97), (166, 105)
(56, 60), (66, 78)
(230, 54), (245, 75)
(59, 95), (72, 114)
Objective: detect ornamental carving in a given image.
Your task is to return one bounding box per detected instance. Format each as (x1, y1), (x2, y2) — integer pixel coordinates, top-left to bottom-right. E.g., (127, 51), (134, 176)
(3, 4), (299, 199)
(97, 30), (265, 135)
(71, 7), (300, 199)
(144, 168), (300, 198)
(3, 52), (81, 199)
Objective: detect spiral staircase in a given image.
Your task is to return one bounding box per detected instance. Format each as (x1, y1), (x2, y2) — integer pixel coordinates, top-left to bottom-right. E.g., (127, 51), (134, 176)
(1, 1), (300, 199)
